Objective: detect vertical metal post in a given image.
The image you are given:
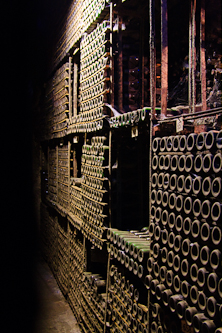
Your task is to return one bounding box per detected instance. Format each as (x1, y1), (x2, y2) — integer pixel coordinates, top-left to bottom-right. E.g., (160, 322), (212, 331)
(73, 63), (78, 117)
(110, 1), (114, 108)
(108, 129), (112, 229)
(149, 0), (156, 120)
(67, 220), (71, 296)
(103, 253), (111, 333)
(68, 140), (71, 211)
(47, 145), (50, 201)
(141, 18), (145, 108)
(118, 15), (123, 111)
(189, 0), (196, 113)
(73, 149), (78, 178)
(161, 0), (168, 117)
(192, 0), (196, 113)
(69, 56), (72, 120)
(56, 145), (59, 204)
(189, 1), (192, 112)
(200, 0), (207, 111)
(83, 235), (86, 272)
(147, 116), (152, 333)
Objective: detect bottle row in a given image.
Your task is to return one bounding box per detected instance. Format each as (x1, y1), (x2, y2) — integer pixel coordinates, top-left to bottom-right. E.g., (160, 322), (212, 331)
(150, 239), (221, 274)
(80, 69), (109, 92)
(151, 193), (221, 222)
(82, 143), (109, 155)
(152, 130), (222, 153)
(54, 0), (83, 67)
(80, 81), (110, 103)
(80, 26), (110, 62)
(149, 218), (221, 246)
(109, 108), (148, 128)
(108, 264), (149, 333)
(151, 172), (221, 198)
(81, 183), (107, 202)
(82, 0), (107, 34)
(152, 152), (222, 174)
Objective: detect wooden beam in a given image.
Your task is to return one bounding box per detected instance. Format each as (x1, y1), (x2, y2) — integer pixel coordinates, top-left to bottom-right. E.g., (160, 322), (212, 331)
(161, 0), (168, 117)
(149, 0), (156, 120)
(73, 63), (78, 117)
(69, 56), (72, 120)
(200, 0), (207, 111)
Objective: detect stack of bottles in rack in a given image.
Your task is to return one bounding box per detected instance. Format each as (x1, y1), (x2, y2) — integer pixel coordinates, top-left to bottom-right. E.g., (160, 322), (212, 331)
(148, 130), (222, 332)
(107, 227), (150, 280)
(80, 20), (110, 122)
(56, 216), (69, 296)
(108, 264), (149, 333)
(81, 136), (109, 249)
(48, 147), (57, 203)
(54, 0), (83, 67)
(58, 145), (70, 209)
(82, 0), (107, 33)
(77, 271), (107, 333)
(45, 63), (70, 138)
(40, 203), (58, 273)
(70, 180), (82, 220)
(68, 225), (85, 321)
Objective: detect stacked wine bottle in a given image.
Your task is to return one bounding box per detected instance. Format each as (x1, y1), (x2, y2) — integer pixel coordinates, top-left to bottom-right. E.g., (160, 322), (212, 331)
(107, 227), (150, 279)
(81, 136), (109, 249)
(149, 130), (222, 332)
(80, 20), (111, 131)
(45, 62), (71, 138)
(108, 264), (149, 333)
(54, 0), (83, 67)
(58, 145), (70, 210)
(48, 146), (57, 203)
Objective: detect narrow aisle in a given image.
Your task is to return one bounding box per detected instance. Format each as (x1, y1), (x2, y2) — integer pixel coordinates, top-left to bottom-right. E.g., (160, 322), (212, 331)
(34, 256), (81, 333)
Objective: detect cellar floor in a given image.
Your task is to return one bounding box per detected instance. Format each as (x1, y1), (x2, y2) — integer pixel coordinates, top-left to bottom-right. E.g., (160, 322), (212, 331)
(33, 256), (81, 333)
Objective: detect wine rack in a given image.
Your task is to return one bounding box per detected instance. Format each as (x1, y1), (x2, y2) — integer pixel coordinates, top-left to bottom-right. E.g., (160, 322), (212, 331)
(44, 62), (71, 139)
(40, 203), (58, 275)
(56, 216), (69, 296)
(108, 264), (149, 333)
(38, 1), (222, 333)
(58, 144), (70, 210)
(53, 0), (83, 68)
(68, 224), (85, 321)
(149, 129), (222, 332)
(70, 181), (82, 220)
(107, 228), (150, 281)
(81, 136), (109, 250)
(48, 146), (58, 203)
(82, 0), (108, 34)
(79, 20), (111, 130)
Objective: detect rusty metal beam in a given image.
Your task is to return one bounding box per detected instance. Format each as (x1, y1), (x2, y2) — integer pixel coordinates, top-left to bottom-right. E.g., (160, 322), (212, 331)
(189, 0), (196, 113)
(200, 0), (207, 111)
(161, 0), (168, 117)
(149, 0), (156, 120)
